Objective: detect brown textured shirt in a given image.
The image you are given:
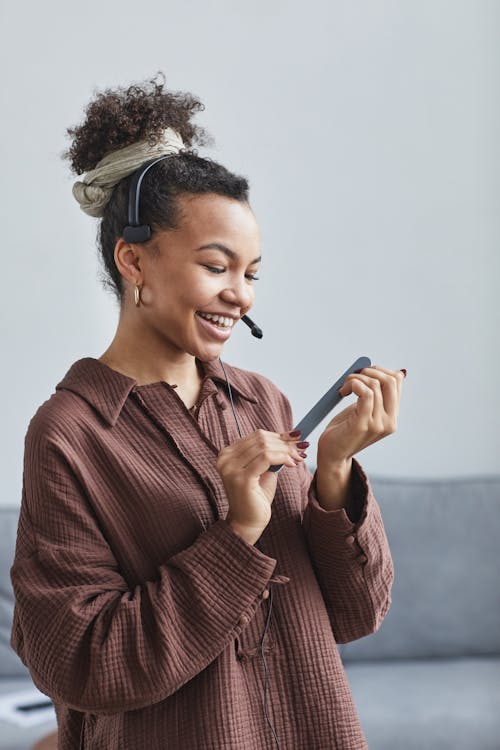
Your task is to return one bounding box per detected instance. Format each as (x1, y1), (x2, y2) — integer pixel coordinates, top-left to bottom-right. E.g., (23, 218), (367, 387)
(10, 356), (394, 749)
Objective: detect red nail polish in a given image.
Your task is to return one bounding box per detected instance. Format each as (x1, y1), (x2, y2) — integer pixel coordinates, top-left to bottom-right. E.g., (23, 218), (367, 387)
(400, 369), (407, 378)
(354, 369), (363, 374)
(296, 441), (310, 449)
(289, 429), (301, 437)
(299, 451), (307, 458)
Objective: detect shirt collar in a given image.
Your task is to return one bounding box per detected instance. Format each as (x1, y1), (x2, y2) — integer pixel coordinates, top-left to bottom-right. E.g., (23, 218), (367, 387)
(55, 356), (258, 427)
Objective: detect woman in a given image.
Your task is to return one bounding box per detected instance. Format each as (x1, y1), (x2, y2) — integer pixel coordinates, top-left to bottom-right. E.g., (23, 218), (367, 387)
(10, 73), (404, 749)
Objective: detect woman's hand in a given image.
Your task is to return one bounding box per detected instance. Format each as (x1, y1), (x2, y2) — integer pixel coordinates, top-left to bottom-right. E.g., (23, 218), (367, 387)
(317, 365), (406, 472)
(216, 429), (307, 544)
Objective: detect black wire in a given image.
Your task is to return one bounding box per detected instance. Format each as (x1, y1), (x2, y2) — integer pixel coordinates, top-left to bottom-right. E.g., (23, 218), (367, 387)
(218, 357), (242, 439)
(260, 586), (282, 749)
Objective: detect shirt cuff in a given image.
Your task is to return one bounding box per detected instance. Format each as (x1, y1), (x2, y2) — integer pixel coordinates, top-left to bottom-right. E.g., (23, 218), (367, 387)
(307, 457), (369, 527)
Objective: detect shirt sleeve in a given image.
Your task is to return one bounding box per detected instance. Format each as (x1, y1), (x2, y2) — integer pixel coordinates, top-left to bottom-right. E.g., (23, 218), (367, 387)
(297, 457), (394, 643)
(9, 428), (280, 715)
(275, 388), (394, 644)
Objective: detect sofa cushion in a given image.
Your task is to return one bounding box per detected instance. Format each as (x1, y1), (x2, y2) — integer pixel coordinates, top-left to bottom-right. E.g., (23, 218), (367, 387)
(0, 677), (57, 749)
(337, 475), (500, 661)
(344, 656), (500, 749)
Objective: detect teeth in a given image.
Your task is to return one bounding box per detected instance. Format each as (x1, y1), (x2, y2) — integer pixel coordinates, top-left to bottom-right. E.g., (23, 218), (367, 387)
(198, 312), (234, 328)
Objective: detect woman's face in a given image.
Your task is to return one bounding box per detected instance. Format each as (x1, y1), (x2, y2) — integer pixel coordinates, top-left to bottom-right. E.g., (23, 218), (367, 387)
(121, 193), (261, 362)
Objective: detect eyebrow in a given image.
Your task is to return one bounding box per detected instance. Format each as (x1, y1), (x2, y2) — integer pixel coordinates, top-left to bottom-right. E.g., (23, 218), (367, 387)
(195, 243), (261, 265)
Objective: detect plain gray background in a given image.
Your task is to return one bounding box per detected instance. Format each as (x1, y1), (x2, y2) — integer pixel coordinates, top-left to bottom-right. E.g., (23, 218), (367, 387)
(2, 0), (499, 508)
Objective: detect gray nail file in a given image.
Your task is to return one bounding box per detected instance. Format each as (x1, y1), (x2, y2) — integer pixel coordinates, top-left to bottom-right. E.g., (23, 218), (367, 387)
(269, 356), (372, 472)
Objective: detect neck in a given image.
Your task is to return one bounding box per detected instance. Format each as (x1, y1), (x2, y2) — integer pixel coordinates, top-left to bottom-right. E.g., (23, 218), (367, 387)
(98, 315), (203, 389)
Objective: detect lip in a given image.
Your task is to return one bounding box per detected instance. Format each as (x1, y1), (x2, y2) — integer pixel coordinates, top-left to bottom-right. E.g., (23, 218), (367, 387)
(195, 312), (233, 341)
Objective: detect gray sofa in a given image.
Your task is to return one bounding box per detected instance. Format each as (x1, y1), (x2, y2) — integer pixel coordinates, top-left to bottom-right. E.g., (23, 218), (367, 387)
(1, 510), (57, 750)
(339, 473), (500, 750)
(1, 473), (499, 749)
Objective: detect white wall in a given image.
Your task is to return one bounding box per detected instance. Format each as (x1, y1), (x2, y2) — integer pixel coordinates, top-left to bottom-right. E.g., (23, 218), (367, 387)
(2, 0), (499, 507)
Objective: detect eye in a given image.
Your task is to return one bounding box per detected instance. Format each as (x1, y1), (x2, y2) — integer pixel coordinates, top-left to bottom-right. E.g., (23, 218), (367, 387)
(204, 265), (259, 281)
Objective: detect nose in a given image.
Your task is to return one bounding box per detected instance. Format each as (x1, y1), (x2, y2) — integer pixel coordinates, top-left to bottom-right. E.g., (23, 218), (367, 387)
(220, 275), (254, 310)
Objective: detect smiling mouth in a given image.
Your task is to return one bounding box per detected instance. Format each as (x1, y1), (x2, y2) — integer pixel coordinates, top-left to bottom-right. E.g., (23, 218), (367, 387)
(195, 312), (234, 341)
(196, 311), (235, 329)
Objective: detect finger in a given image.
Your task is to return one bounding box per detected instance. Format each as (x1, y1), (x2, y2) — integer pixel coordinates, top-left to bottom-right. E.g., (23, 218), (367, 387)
(355, 374), (386, 425)
(369, 365), (405, 403)
(223, 445), (299, 478)
(280, 429), (303, 441)
(218, 429), (276, 463)
(354, 368), (399, 425)
(355, 365), (405, 402)
(249, 431), (307, 458)
(219, 432), (305, 470)
(340, 373), (383, 422)
(339, 377), (374, 427)
(241, 446), (304, 476)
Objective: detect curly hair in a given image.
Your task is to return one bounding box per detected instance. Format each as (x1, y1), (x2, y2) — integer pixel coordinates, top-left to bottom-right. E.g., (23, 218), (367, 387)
(63, 72), (250, 305)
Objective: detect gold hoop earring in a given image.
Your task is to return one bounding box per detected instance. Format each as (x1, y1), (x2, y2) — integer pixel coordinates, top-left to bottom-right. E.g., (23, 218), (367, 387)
(134, 283), (141, 307)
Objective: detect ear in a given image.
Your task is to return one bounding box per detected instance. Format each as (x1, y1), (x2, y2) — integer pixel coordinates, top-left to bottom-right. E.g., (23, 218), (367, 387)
(114, 238), (143, 285)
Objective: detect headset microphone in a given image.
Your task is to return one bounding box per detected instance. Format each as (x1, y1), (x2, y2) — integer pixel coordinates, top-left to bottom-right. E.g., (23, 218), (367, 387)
(241, 314), (263, 338)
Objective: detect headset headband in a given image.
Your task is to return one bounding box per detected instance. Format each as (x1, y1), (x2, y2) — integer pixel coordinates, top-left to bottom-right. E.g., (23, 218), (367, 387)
(122, 154), (174, 243)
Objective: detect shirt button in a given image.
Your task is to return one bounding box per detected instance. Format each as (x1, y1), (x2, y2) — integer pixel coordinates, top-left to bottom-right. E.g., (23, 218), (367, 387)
(358, 554), (368, 563)
(346, 534), (356, 544)
(238, 613), (250, 627)
(261, 589), (270, 600)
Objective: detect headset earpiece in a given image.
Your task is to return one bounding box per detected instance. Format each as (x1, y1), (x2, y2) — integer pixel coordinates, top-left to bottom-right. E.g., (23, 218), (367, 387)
(123, 225), (152, 243)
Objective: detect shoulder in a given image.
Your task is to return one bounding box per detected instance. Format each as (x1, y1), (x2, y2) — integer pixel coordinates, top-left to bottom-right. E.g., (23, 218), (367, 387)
(24, 387), (97, 457)
(24, 356), (125, 449)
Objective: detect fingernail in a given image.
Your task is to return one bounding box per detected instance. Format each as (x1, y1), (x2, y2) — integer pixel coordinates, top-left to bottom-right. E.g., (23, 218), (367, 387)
(299, 451), (307, 458)
(289, 429), (301, 437)
(400, 369), (407, 378)
(354, 369), (363, 374)
(296, 441), (310, 449)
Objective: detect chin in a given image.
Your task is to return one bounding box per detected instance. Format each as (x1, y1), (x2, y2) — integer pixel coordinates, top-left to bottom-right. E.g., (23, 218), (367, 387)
(188, 341), (225, 362)
(201, 346), (225, 361)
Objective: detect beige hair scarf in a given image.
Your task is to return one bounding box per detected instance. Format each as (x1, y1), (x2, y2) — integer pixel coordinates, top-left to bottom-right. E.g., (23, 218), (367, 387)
(72, 127), (186, 218)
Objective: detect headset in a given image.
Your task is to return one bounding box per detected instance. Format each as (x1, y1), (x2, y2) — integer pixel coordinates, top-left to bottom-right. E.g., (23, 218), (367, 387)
(123, 155), (281, 748)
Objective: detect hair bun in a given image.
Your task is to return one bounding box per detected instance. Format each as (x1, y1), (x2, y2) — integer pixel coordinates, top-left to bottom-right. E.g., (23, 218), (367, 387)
(63, 71), (213, 175)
